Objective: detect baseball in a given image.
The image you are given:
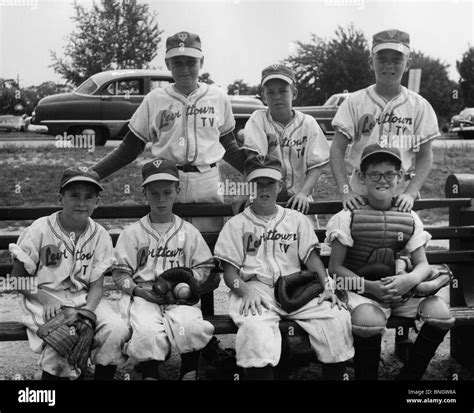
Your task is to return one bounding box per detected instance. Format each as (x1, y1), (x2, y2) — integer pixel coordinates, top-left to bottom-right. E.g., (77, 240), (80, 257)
(174, 282), (191, 300)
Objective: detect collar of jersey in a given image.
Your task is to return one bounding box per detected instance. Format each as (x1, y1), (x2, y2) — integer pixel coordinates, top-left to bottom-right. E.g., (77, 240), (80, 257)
(54, 211), (90, 246)
(368, 84), (407, 107)
(245, 204), (284, 225)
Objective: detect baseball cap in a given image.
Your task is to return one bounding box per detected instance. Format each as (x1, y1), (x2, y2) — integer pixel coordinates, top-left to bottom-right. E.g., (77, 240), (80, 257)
(165, 31), (203, 59)
(60, 166), (103, 191)
(360, 144), (402, 166)
(261, 64), (295, 86)
(372, 29), (410, 56)
(142, 159), (179, 187)
(245, 154), (282, 182)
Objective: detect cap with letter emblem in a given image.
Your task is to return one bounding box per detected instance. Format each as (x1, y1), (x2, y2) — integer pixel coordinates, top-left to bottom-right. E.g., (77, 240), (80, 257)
(372, 29), (410, 56)
(60, 166), (103, 192)
(245, 154), (283, 182)
(141, 159), (180, 187)
(165, 31), (203, 59)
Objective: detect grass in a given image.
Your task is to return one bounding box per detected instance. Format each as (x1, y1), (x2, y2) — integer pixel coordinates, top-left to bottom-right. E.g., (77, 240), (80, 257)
(1, 144), (473, 220)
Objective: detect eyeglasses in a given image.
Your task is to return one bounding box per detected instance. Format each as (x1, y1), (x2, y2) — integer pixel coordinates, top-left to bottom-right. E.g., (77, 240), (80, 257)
(365, 171), (399, 182)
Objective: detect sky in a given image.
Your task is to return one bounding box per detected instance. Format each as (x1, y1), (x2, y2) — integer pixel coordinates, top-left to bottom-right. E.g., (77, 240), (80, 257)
(0, 0), (472, 89)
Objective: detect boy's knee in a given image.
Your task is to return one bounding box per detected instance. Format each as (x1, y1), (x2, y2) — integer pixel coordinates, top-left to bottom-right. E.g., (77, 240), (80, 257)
(417, 296), (454, 330)
(351, 303), (387, 337)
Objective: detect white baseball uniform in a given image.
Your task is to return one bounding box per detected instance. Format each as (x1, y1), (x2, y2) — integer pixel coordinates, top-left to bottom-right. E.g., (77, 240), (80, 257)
(9, 212), (128, 379)
(332, 85), (440, 195)
(214, 205), (354, 368)
(324, 208), (434, 319)
(113, 214), (215, 361)
(242, 109), (330, 197)
(129, 82), (235, 204)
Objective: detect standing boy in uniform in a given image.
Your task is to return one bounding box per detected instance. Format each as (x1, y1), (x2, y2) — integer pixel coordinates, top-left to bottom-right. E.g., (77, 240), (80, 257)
(235, 64), (330, 218)
(9, 167), (128, 380)
(326, 144), (453, 380)
(93, 31), (245, 205)
(112, 159), (215, 380)
(214, 155), (353, 380)
(330, 29), (439, 212)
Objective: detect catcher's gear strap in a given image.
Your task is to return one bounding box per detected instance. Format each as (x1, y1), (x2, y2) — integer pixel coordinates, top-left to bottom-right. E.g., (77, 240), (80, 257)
(274, 271), (324, 313)
(344, 206), (414, 272)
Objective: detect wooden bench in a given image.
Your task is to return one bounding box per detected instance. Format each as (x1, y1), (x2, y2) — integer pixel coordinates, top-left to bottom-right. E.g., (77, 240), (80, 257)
(1, 173), (474, 368)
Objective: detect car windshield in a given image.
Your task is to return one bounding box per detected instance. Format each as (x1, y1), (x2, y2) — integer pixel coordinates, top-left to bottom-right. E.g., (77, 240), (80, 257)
(75, 78), (99, 95)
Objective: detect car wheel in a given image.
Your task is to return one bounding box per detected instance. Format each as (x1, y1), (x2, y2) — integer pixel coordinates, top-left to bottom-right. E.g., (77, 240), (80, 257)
(458, 131), (474, 139)
(76, 127), (108, 146)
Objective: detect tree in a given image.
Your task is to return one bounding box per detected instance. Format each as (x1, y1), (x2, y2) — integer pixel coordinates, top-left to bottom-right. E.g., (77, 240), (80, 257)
(284, 24), (372, 105)
(51, 0), (163, 86)
(456, 46), (474, 107)
(198, 72), (214, 85)
(401, 51), (458, 119)
(227, 79), (259, 96)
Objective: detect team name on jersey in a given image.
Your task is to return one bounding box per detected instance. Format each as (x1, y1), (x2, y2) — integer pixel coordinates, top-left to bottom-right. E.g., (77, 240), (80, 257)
(244, 230), (297, 254)
(39, 245), (94, 267)
(137, 246), (184, 267)
(159, 105), (216, 130)
(359, 111), (413, 136)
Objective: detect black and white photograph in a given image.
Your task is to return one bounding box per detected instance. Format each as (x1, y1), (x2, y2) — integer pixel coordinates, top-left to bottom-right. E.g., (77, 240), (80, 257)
(0, 0), (473, 410)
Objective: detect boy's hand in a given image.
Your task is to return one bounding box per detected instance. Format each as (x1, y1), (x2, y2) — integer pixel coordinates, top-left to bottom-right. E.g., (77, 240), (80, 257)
(317, 290), (346, 310)
(286, 192), (310, 214)
(381, 273), (415, 297)
(341, 190), (365, 211)
(367, 280), (399, 303)
(231, 195), (251, 215)
(394, 193), (415, 212)
(43, 299), (62, 321)
(240, 287), (271, 316)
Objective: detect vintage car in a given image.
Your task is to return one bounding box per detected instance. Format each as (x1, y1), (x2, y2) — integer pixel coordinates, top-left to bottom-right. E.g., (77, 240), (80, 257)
(32, 69), (345, 145)
(449, 107), (474, 139)
(0, 115), (27, 132)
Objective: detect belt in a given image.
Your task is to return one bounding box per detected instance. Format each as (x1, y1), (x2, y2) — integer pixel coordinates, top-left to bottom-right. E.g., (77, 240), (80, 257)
(177, 163), (216, 173)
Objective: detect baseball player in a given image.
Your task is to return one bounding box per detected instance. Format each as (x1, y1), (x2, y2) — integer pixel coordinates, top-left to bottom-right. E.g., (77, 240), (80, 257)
(214, 154), (354, 380)
(330, 29), (439, 212)
(8, 167), (128, 380)
(112, 159), (215, 380)
(92, 31), (245, 206)
(235, 64), (329, 221)
(326, 144), (453, 380)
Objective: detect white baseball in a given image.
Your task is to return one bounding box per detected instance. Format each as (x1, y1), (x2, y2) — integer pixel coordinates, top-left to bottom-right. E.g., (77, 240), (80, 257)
(174, 282), (191, 300)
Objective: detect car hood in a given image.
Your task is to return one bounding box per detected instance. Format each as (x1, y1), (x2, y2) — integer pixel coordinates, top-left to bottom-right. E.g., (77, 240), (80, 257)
(38, 92), (82, 105)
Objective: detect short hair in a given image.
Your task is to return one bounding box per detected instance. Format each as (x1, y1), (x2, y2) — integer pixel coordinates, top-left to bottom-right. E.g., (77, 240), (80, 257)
(262, 81), (297, 95)
(360, 153), (402, 174)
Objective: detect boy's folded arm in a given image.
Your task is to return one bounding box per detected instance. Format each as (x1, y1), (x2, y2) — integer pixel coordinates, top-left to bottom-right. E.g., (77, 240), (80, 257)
(406, 246), (432, 286)
(112, 265), (137, 295)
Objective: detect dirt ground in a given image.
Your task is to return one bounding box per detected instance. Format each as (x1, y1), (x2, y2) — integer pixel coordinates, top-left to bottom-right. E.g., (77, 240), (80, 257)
(1, 280), (473, 381)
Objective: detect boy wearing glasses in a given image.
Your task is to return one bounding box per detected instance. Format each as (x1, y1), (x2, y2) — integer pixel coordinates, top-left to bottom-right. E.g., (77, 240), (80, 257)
(326, 144), (453, 380)
(330, 29), (439, 212)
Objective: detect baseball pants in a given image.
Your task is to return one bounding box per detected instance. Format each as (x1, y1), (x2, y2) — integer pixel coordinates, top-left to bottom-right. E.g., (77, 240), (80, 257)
(229, 280), (354, 368)
(21, 289), (129, 379)
(118, 293), (214, 362)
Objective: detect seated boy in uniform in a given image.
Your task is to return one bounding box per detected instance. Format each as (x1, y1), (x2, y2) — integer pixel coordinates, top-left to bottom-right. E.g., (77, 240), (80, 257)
(215, 155), (354, 380)
(326, 144), (453, 380)
(112, 159), (215, 380)
(9, 167), (128, 380)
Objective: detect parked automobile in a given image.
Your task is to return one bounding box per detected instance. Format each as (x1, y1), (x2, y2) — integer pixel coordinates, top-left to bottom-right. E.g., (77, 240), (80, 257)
(32, 69), (346, 145)
(449, 108), (474, 139)
(0, 115), (27, 132)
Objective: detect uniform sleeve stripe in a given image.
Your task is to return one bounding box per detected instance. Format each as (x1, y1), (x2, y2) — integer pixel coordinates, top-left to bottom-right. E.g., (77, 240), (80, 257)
(307, 159), (329, 170)
(214, 255), (241, 270)
(419, 131), (441, 144)
(128, 124), (149, 144)
(333, 125), (353, 140)
(302, 244), (320, 263)
(220, 126), (235, 136)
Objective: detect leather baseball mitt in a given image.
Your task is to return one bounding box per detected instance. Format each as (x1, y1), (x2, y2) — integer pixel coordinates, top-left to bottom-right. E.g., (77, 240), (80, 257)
(37, 306), (96, 372)
(152, 267), (200, 305)
(274, 271), (324, 313)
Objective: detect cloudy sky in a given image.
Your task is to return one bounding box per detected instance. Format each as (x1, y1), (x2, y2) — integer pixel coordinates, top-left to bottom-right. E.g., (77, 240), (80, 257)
(0, 0), (472, 89)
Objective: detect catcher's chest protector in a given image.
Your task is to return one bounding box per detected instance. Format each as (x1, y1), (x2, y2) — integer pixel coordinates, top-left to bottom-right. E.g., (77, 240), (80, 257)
(344, 206), (414, 273)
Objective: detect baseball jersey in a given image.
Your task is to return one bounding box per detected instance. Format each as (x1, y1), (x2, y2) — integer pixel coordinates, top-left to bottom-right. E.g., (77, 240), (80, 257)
(129, 83), (235, 166)
(332, 85), (440, 194)
(114, 214), (214, 284)
(242, 109), (330, 196)
(214, 205), (319, 286)
(9, 212), (115, 291)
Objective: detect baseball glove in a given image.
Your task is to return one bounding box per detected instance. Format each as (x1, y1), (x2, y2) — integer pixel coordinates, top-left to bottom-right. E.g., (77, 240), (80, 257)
(37, 306), (96, 372)
(152, 267), (200, 306)
(274, 271), (324, 313)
